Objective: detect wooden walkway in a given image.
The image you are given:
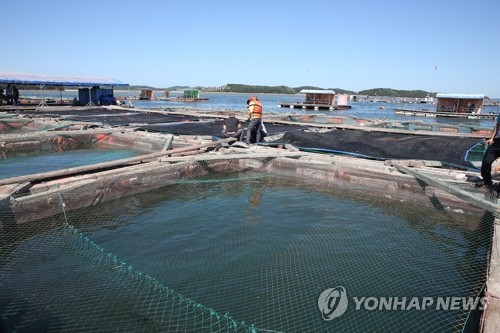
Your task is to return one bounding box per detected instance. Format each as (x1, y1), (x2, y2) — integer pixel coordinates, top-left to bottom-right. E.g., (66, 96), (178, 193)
(396, 165), (500, 214)
(0, 182), (32, 200)
(395, 108), (496, 120)
(279, 102), (351, 110)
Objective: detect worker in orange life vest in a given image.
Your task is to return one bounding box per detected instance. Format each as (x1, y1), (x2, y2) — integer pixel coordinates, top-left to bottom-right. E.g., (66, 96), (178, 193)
(245, 96), (263, 144)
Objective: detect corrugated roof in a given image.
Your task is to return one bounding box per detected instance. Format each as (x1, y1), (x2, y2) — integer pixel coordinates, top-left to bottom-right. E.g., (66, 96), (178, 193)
(0, 72), (128, 87)
(436, 93), (484, 99)
(299, 89), (335, 95)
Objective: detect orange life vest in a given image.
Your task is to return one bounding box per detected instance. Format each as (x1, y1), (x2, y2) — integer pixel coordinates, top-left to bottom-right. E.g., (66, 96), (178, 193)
(248, 100), (263, 118)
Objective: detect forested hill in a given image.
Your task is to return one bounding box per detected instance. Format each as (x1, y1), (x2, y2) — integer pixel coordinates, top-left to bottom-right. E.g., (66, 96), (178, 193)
(357, 88), (434, 98)
(222, 84), (355, 95)
(219, 84), (435, 98)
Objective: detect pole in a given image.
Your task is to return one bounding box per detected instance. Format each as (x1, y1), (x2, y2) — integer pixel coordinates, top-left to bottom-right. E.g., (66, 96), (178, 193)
(36, 84), (48, 110)
(86, 86), (96, 107)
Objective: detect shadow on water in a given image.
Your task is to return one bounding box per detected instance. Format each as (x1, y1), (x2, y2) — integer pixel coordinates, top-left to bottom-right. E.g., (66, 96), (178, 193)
(411, 177), (495, 331)
(0, 198), (17, 249)
(462, 210), (495, 332)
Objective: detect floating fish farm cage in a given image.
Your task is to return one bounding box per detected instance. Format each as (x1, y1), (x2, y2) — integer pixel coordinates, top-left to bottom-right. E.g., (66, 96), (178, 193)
(0, 106), (498, 332)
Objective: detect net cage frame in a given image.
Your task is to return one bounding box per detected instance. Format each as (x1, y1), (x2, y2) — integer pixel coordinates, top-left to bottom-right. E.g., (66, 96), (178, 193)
(1, 149), (495, 332)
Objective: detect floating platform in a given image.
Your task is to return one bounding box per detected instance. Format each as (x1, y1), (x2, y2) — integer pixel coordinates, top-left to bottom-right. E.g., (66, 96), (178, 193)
(395, 108), (496, 120)
(278, 102), (351, 111)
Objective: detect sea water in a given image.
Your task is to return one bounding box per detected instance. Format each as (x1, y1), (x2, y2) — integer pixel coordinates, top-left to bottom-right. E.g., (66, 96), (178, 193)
(0, 148), (144, 179)
(20, 90), (500, 129)
(8, 174), (485, 332)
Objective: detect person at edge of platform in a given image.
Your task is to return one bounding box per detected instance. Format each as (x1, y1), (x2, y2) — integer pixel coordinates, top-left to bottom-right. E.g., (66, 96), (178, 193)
(245, 96), (263, 144)
(13, 85), (19, 105)
(480, 113), (500, 191)
(5, 84), (13, 105)
(221, 111), (243, 138)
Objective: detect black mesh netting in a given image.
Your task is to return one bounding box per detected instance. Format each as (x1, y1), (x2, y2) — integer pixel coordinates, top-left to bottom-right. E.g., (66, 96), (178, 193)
(0, 165), (495, 332)
(138, 122), (306, 137)
(7, 108), (199, 126)
(275, 129), (482, 168)
(11, 108), (132, 117)
(7, 107), (306, 135)
(66, 113), (197, 126)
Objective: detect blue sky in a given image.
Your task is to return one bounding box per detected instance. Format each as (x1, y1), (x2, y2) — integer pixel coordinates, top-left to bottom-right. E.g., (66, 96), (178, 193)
(1, 0), (499, 97)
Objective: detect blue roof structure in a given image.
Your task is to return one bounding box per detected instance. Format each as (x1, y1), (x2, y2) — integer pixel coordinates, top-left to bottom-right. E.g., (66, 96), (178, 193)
(0, 71), (128, 87)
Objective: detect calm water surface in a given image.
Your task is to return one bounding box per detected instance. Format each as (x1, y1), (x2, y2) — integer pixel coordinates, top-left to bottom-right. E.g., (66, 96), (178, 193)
(58, 175), (491, 332)
(21, 90), (500, 129)
(0, 148), (143, 179)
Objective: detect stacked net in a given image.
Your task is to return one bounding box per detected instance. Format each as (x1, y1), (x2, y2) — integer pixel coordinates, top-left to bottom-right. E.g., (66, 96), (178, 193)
(0, 166), (495, 332)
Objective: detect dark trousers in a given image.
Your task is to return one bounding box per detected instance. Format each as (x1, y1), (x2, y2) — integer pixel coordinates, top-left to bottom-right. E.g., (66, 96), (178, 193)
(245, 118), (262, 144)
(481, 140), (500, 185)
(221, 128), (243, 138)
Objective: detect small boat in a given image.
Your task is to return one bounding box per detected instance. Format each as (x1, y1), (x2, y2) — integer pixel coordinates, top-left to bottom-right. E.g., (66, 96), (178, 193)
(465, 141), (487, 169)
(116, 99), (134, 108)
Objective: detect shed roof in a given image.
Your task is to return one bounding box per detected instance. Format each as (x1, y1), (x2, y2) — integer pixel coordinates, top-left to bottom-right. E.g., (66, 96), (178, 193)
(300, 89), (335, 95)
(436, 93), (484, 100)
(0, 71), (128, 87)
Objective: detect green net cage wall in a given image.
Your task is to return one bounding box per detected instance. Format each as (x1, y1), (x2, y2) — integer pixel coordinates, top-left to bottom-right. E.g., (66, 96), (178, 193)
(0, 157), (495, 332)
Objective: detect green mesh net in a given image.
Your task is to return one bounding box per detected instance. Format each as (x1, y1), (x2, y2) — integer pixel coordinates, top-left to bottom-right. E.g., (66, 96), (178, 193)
(0, 164), (495, 332)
